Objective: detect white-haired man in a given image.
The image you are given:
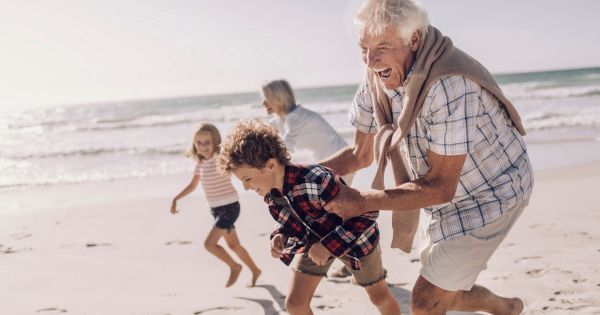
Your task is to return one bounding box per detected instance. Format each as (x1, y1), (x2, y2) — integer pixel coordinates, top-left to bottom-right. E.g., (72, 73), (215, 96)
(321, 0), (533, 314)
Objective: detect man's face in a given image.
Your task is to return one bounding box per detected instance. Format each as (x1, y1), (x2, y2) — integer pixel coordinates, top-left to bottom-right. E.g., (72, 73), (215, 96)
(231, 162), (278, 197)
(359, 26), (419, 90)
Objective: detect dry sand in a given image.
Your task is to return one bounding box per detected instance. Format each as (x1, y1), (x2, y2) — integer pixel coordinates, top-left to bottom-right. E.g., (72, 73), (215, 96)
(1, 161), (599, 314)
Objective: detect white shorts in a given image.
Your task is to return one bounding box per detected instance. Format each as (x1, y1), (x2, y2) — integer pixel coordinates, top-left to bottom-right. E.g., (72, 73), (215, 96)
(419, 199), (528, 291)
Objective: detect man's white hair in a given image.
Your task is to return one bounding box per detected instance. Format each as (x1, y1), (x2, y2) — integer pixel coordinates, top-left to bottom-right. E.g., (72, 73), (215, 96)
(354, 0), (430, 43)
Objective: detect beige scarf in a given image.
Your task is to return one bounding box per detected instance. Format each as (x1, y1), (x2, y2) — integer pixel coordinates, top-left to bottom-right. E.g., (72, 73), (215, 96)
(369, 25), (526, 253)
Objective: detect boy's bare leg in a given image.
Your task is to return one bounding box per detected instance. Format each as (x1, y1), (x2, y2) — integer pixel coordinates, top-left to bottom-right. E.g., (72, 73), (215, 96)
(411, 276), (523, 315)
(363, 280), (402, 315)
(223, 229), (262, 287)
(285, 271), (323, 315)
(204, 227), (242, 287)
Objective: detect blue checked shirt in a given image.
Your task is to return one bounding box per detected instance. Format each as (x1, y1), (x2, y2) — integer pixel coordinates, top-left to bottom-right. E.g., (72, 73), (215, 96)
(350, 74), (534, 242)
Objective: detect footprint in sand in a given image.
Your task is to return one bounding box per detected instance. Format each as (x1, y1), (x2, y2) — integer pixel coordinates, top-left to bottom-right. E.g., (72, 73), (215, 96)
(36, 307), (67, 313)
(554, 290), (574, 295)
(525, 269), (545, 276)
(572, 278), (587, 283)
(193, 306), (242, 314)
(1, 246), (33, 254)
(164, 240), (193, 245)
(316, 304), (336, 310)
(85, 243), (111, 248)
(514, 255), (541, 263)
(11, 232), (33, 240)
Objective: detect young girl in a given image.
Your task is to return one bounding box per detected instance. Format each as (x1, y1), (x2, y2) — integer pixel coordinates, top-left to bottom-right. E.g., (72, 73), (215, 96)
(171, 123), (261, 288)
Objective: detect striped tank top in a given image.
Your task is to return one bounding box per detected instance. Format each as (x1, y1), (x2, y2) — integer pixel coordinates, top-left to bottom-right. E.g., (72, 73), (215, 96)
(194, 158), (238, 208)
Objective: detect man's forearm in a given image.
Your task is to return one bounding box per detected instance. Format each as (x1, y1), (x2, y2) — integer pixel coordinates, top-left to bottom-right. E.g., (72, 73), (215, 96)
(320, 145), (370, 176)
(361, 177), (450, 212)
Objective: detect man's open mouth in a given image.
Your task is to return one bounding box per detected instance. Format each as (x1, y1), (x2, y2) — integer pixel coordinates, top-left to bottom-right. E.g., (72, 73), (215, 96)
(377, 68), (392, 79)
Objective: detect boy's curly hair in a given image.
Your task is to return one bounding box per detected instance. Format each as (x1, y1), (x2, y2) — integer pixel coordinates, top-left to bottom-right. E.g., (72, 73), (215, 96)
(217, 119), (290, 174)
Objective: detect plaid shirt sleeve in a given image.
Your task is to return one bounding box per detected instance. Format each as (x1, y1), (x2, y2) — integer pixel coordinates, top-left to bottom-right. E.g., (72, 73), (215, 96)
(320, 211), (379, 257)
(349, 75), (378, 134)
(424, 76), (480, 155)
(311, 168), (380, 257)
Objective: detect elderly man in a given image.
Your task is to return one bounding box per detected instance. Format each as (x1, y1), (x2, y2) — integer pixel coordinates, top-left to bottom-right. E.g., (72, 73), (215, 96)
(321, 0), (533, 314)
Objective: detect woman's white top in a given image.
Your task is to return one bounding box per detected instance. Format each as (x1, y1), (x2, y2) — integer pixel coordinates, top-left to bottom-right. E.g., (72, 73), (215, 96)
(271, 105), (348, 161)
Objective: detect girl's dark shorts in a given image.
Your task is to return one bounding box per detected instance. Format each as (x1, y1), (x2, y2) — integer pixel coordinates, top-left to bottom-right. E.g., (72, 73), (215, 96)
(210, 201), (240, 231)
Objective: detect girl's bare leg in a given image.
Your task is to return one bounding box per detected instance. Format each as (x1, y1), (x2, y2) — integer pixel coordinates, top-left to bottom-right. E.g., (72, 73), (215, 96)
(223, 229), (262, 287)
(204, 227), (241, 287)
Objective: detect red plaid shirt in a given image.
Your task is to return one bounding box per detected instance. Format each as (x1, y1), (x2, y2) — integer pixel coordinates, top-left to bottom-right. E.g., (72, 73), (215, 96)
(265, 164), (379, 270)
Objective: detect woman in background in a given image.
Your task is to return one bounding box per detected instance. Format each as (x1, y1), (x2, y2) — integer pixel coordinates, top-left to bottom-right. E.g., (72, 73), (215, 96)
(261, 79), (353, 278)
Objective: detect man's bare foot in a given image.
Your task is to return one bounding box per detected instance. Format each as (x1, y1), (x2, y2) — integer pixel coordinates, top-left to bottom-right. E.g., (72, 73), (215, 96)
(225, 264), (242, 288)
(247, 268), (262, 288)
(506, 297), (524, 315)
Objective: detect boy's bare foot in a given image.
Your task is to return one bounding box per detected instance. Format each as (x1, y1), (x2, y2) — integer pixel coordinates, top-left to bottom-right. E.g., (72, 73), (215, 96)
(247, 268), (262, 287)
(225, 264), (242, 288)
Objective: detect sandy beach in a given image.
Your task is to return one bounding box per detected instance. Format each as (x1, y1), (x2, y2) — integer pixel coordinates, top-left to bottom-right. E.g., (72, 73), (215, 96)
(1, 159), (599, 315)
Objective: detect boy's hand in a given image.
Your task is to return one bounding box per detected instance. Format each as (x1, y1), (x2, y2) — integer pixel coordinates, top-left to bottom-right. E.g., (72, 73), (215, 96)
(170, 200), (179, 214)
(323, 184), (368, 219)
(270, 234), (286, 258)
(308, 242), (332, 266)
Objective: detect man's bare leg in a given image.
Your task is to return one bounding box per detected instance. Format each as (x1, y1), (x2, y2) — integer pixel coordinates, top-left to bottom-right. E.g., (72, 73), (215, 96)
(411, 276), (523, 315)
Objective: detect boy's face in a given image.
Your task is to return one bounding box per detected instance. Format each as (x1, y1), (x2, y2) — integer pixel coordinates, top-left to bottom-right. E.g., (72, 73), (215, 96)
(231, 160), (278, 197)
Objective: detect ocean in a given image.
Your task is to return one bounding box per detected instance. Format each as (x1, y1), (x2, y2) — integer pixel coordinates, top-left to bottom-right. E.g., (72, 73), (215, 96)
(2, 67), (600, 191)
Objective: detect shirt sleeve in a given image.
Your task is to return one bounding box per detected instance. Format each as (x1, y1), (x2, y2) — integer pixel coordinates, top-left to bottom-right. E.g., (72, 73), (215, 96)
(320, 211), (379, 257)
(193, 161), (201, 176)
(424, 76), (480, 156)
(349, 75), (378, 134)
(308, 167), (379, 256)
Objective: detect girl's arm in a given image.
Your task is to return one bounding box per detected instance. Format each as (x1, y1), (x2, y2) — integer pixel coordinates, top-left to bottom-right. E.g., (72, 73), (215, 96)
(171, 174), (200, 214)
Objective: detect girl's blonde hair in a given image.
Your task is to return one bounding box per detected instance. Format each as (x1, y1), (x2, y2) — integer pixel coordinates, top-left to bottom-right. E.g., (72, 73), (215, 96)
(186, 123), (221, 162)
(261, 79), (297, 114)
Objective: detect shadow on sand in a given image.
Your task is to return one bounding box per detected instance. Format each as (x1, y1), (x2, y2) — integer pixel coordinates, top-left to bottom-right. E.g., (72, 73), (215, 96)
(236, 284), (286, 315)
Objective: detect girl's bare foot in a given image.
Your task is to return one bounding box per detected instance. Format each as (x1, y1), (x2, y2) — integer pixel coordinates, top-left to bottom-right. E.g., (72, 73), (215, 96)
(247, 268), (262, 287)
(225, 264), (242, 288)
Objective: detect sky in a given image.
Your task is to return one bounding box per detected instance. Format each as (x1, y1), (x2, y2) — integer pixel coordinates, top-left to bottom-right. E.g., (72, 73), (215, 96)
(1, 0), (599, 109)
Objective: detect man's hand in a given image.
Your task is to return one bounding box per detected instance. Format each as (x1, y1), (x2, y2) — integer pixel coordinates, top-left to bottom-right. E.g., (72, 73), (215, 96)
(270, 233), (286, 258)
(323, 184), (369, 219)
(308, 242), (332, 265)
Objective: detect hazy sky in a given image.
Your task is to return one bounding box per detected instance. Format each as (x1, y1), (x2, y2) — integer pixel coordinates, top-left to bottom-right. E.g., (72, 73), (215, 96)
(1, 0), (599, 109)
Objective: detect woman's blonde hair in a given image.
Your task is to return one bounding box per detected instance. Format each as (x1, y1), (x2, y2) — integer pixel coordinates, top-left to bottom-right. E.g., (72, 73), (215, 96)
(186, 123), (221, 162)
(261, 79), (297, 114)
(217, 119), (290, 175)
